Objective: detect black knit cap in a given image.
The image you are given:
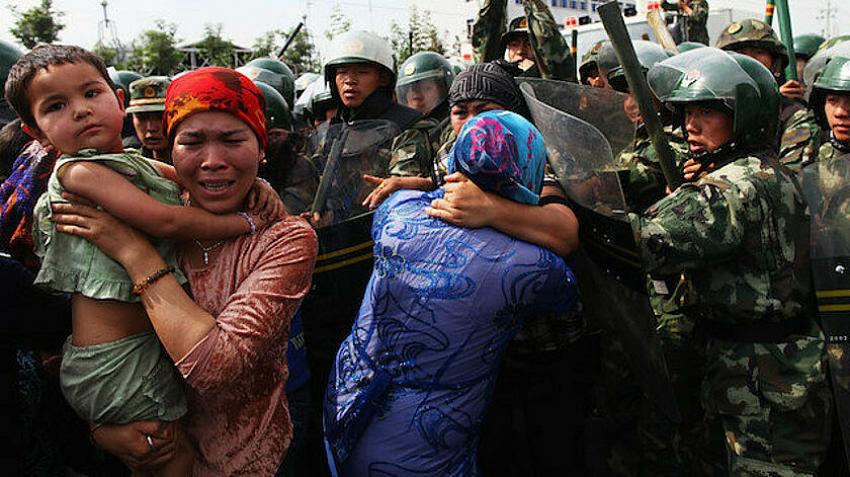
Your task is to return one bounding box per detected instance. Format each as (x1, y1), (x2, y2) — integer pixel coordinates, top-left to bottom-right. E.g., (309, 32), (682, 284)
(448, 61), (528, 118)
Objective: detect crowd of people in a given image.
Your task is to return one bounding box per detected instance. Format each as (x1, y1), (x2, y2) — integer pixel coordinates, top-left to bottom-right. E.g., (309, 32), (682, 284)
(3, 0), (850, 476)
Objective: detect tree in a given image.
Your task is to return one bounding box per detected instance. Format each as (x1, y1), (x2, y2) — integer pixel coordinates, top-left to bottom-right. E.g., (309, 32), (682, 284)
(252, 31), (279, 59)
(198, 23), (235, 67)
(126, 20), (183, 76)
(92, 41), (118, 66)
(325, 4), (352, 41)
(8, 0), (65, 48)
(390, 6), (445, 65)
(282, 27), (321, 74)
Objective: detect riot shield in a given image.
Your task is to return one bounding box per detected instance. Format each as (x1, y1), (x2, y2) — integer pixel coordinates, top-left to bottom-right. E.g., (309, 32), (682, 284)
(521, 80), (680, 423)
(299, 119), (401, 430)
(804, 40), (850, 99)
(802, 155), (850, 468)
(517, 78), (636, 157)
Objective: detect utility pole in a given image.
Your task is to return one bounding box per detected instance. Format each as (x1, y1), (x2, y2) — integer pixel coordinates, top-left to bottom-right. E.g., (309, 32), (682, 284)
(817, 0), (837, 38)
(97, 1), (125, 63)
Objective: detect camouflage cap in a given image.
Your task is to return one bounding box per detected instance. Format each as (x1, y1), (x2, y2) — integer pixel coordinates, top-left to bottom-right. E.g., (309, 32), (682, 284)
(126, 76), (171, 114)
(715, 19), (789, 70)
(500, 16), (530, 50)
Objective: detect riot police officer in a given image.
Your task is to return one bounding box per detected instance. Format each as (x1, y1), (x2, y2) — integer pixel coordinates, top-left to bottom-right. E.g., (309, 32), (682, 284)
(579, 41), (608, 88)
(638, 47), (832, 476)
(810, 55), (850, 162)
(794, 33), (826, 85)
(237, 56), (296, 108)
(717, 19), (822, 171)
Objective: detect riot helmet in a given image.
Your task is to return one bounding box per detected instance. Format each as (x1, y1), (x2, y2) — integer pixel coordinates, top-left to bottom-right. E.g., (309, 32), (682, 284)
(810, 56), (850, 130)
(715, 19), (789, 73)
(804, 39), (850, 91)
(648, 47), (777, 151)
(0, 40), (23, 125)
(295, 72), (320, 101)
(395, 52), (454, 116)
(677, 42), (706, 54)
(311, 80), (337, 123)
(323, 30), (396, 105)
(238, 57), (296, 109)
(599, 40), (669, 93)
(253, 80), (293, 132)
(108, 69), (143, 108)
(795, 34), (826, 60)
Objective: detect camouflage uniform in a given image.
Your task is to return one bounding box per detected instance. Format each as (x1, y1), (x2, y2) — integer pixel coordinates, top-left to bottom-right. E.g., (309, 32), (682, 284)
(662, 0), (709, 45)
(640, 47), (832, 476)
(778, 102), (822, 173)
(616, 125), (688, 213)
(472, 0), (575, 81)
(387, 120), (437, 178)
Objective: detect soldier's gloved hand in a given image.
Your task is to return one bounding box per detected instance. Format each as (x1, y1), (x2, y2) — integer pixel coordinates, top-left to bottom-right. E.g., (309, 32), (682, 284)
(779, 80), (805, 101)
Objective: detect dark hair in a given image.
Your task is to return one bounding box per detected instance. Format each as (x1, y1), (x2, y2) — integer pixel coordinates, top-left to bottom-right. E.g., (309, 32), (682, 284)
(0, 119), (29, 178)
(4, 44), (116, 128)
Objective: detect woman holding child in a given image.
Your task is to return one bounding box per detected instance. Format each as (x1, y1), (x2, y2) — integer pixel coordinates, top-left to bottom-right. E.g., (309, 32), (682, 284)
(45, 64), (317, 474)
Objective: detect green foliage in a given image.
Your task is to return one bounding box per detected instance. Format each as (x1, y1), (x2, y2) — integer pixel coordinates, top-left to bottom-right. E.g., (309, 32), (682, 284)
(93, 41), (118, 66)
(281, 27), (321, 75)
(325, 4), (352, 41)
(390, 6), (445, 65)
(251, 26), (321, 75)
(198, 23), (235, 67)
(126, 20), (183, 76)
(8, 0), (65, 48)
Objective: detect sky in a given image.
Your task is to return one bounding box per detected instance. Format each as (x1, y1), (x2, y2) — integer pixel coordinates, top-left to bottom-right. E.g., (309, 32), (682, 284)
(0, 0), (847, 61)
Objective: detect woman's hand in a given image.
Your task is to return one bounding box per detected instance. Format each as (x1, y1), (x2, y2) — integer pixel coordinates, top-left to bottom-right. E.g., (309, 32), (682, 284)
(425, 173), (496, 228)
(247, 178), (285, 220)
(52, 194), (155, 267)
(91, 421), (176, 470)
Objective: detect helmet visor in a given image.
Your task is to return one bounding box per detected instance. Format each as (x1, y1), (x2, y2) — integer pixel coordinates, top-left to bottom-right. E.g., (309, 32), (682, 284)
(396, 78), (447, 115)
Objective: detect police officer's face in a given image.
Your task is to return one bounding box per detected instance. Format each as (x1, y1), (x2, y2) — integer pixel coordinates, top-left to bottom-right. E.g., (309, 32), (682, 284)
(403, 80), (444, 115)
(796, 58), (808, 84)
(335, 64), (388, 109)
(132, 111), (166, 153)
(684, 104), (734, 154)
(506, 36), (536, 68)
(450, 100), (504, 135)
(736, 47), (776, 72)
(825, 93), (850, 143)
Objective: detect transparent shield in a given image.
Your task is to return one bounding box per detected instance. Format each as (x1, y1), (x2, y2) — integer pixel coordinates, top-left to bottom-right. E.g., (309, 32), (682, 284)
(802, 155), (850, 259)
(395, 78), (446, 117)
(520, 80), (629, 213)
(804, 41), (850, 91)
(308, 119), (401, 226)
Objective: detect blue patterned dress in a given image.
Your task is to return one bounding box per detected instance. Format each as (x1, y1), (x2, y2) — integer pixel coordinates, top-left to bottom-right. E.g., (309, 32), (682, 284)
(324, 188), (578, 477)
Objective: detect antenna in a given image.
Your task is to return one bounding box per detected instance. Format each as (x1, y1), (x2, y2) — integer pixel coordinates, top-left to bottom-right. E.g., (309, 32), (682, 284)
(97, 1), (124, 51)
(816, 0), (837, 38)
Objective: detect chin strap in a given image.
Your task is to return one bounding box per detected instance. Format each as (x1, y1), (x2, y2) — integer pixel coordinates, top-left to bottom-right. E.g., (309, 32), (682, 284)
(830, 132), (850, 154)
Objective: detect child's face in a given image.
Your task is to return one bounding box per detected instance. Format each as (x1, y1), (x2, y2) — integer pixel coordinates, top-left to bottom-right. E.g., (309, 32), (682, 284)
(26, 62), (125, 155)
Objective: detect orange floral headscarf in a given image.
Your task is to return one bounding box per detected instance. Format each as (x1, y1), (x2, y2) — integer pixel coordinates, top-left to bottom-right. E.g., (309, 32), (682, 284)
(164, 67), (268, 148)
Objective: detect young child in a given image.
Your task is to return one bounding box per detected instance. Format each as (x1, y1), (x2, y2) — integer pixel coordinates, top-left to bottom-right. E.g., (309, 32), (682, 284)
(5, 45), (276, 475)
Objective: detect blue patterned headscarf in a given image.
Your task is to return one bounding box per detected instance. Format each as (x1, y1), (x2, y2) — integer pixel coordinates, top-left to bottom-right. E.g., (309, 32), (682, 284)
(447, 110), (546, 205)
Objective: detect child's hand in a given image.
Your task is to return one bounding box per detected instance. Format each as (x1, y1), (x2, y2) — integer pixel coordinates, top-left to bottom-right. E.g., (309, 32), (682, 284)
(247, 178), (285, 220)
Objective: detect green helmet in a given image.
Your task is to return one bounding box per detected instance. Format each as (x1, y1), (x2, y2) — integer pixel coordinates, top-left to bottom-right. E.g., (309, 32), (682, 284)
(253, 80), (293, 132)
(677, 42), (707, 53)
(599, 40), (669, 93)
(648, 47), (777, 149)
(395, 52), (454, 115)
(803, 40), (850, 91)
(237, 57), (296, 109)
(108, 69), (143, 107)
(448, 59), (465, 76)
(323, 30), (396, 100)
(794, 34), (826, 60)
(579, 40), (607, 84)
(715, 19), (789, 71)
(820, 35), (850, 53)
(810, 56), (850, 129)
(0, 39), (23, 89)
(500, 16), (530, 50)
(294, 72), (320, 100)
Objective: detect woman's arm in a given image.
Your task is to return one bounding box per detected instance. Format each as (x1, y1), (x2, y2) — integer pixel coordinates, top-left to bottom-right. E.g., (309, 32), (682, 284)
(425, 173), (579, 257)
(58, 161), (258, 240)
(51, 203), (318, 392)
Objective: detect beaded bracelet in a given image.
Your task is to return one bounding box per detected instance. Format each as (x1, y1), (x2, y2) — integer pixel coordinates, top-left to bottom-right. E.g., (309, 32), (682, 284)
(132, 266), (175, 296)
(238, 211), (257, 235)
